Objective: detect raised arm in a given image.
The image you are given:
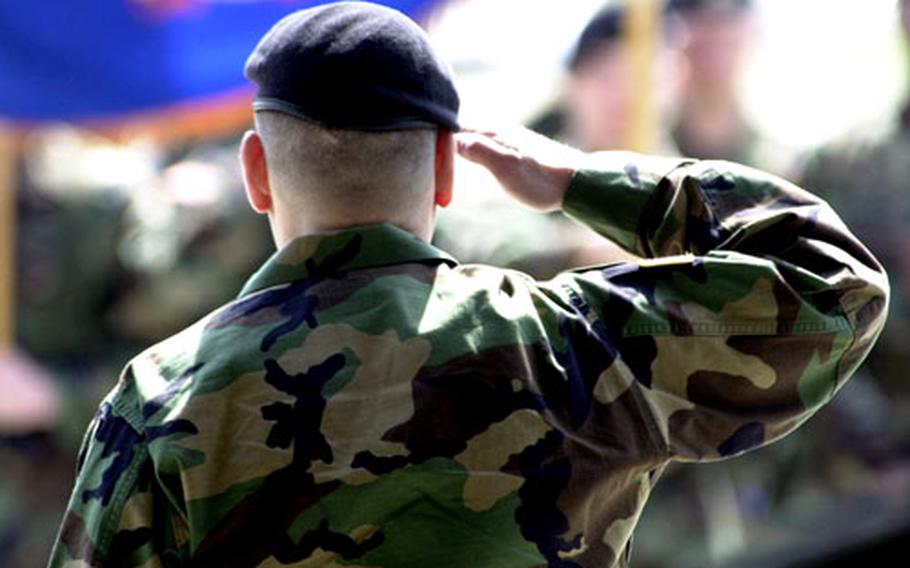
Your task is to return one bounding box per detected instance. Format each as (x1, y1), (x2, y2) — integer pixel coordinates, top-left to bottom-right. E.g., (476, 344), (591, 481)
(458, 128), (889, 462)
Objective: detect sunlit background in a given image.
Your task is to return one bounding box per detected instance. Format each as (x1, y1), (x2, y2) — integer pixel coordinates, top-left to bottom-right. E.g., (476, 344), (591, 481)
(428, 0), (906, 146)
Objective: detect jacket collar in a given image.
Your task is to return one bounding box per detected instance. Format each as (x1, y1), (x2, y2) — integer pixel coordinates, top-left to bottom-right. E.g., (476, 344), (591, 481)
(238, 223), (457, 297)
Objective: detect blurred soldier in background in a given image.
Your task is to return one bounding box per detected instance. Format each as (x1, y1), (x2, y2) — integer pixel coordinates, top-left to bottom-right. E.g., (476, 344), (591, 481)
(529, 0), (682, 153)
(667, 0), (787, 173)
(438, 0), (681, 280)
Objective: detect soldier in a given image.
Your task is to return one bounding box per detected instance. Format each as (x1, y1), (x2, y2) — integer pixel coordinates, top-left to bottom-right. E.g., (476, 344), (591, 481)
(667, 0), (789, 173)
(449, 0), (677, 279)
(529, 0), (682, 153)
(48, 2), (887, 568)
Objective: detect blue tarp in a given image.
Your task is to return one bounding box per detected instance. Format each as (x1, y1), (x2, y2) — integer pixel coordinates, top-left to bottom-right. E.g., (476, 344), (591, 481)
(0, 0), (441, 122)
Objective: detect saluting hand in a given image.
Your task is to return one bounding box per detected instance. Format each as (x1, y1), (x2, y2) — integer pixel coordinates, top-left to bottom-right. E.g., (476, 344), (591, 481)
(455, 127), (583, 213)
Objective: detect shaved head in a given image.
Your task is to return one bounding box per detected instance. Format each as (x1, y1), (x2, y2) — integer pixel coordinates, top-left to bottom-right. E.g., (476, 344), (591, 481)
(254, 111), (438, 221)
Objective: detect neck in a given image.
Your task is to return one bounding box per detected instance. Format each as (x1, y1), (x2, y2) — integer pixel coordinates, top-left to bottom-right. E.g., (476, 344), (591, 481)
(264, 170), (439, 248)
(270, 209), (435, 249)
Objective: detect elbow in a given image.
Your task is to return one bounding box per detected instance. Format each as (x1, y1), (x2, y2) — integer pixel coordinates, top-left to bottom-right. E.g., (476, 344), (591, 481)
(838, 279), (889, 383)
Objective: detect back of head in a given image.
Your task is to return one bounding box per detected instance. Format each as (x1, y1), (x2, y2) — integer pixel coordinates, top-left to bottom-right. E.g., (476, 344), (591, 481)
(243, 2), (459, 228)
(254, 111), (436, 219)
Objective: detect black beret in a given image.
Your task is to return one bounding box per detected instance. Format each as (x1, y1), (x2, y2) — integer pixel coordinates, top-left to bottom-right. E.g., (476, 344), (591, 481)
(245, 1), (459, 131)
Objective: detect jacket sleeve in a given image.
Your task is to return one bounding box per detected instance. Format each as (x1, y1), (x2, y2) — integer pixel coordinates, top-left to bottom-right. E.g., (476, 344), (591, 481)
(47, 372), (182, 567)
(534, 151), (889, 463)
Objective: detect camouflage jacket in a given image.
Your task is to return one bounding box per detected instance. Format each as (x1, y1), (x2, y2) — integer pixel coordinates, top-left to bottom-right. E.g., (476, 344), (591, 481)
(49, 153), (888, 568)
(798, 106), (910, 385)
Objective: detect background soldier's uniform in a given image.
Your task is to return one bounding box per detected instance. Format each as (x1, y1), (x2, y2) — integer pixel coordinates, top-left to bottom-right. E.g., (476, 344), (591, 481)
(48, 152), (887, 568)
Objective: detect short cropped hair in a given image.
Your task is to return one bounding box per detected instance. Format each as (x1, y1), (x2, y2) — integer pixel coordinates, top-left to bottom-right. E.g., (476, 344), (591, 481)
(254, 111), (437, 213)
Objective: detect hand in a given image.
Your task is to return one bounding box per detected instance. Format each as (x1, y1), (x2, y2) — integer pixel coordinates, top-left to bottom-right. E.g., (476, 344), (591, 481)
(455, 127), (583, 213)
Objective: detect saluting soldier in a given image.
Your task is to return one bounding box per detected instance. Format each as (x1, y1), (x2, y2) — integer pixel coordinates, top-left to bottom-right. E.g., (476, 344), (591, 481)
(49, 3), (887, 567)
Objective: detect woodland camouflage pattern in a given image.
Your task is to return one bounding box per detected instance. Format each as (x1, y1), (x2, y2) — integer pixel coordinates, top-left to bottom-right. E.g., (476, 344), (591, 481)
(48, 153), (888, 567)
(798, 107), (910, 389)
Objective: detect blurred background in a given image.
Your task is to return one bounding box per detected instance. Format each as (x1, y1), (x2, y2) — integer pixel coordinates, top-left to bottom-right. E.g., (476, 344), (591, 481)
(1, 0), (909, 566)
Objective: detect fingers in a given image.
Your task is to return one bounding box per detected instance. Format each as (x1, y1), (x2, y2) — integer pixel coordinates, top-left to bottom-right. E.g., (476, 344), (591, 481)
(454, 126), (579, 212)
(455, 131), (519, 177)
(456, 126), (499, 138)
(457, 128), (522, 154)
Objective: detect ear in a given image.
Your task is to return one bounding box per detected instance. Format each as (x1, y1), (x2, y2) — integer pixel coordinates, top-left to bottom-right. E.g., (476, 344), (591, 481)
(240, 130), (273, 214)
(434, 129), (455, 208)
